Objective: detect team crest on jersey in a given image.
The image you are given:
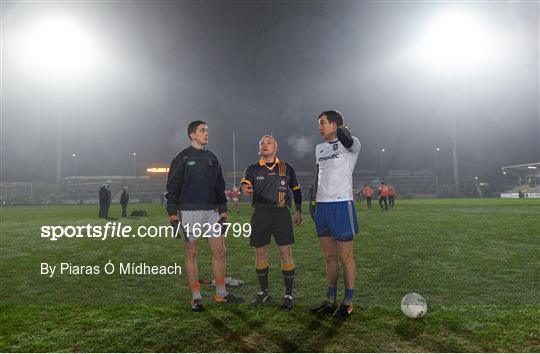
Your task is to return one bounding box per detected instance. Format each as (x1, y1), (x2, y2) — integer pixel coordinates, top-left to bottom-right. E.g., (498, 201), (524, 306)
(208, 161), (213, 166)
(333, 144), (338, 151)
(280, 180), (285, 186)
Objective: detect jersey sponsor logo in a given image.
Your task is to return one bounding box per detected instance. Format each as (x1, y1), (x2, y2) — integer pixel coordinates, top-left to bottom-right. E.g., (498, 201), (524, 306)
(187, 160), (196, 166)
(280, 180), (286, 186)
(318, 153), (340, 162)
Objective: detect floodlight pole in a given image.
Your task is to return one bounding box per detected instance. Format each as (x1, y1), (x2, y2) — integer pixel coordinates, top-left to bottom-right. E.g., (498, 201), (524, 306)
(232, 132), (236, 185)
(56, 88), (63, 185)
(434, 148), (440, 195)
(380, 148), (385, 180)
(538, 1), (540, 161)
(72, 153), (78, 177)
(451, 109), (460, 195)
(132, 152), (137, 177)
(450, 76), (460, 196)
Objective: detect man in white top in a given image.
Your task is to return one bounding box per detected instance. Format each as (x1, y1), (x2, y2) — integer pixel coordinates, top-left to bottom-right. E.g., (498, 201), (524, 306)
(310, 110), (361, 319)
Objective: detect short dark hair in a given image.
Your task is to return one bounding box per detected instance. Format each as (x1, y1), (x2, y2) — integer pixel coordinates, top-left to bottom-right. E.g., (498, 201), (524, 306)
(318, 110), (343, 127)
(187, 120), (207, 140)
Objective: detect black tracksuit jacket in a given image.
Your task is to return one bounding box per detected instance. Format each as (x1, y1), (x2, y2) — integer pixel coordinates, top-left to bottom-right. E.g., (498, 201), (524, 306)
(165, 146), (227, 216)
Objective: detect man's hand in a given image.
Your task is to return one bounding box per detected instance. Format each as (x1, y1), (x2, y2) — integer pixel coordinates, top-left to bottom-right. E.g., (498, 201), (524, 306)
(169, 214), (181, 238)
(337, 125), (354, 149)
(242, 184), (253, 195)
(219, 212), (229, 221)
(293, 211), (302, 226)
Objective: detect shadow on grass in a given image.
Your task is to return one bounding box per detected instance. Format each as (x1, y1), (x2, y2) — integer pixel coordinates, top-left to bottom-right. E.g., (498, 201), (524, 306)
(294, 311), (345, 352)
(244, 307), (345, 352)
(204, 308), (260, 352)
(229, 307), (300, 352)
(394, 317), (426, 340)
(203, 305), (346, 352)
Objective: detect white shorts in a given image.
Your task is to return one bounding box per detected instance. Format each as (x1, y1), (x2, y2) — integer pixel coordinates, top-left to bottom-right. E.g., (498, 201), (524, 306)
(180, 209), (223, 242)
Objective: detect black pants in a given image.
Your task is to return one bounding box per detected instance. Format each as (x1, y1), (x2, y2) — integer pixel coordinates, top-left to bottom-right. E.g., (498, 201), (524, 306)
(366, 197), (372, 209)
(121, 203), (128, 217)
(99, 203), (110, 218)
(379, 196), (388, 211)
(388, 196), (395, 208)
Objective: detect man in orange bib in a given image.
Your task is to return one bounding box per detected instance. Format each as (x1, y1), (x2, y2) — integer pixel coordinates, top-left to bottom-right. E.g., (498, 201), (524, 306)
(378, 181), (389, 211)
(364, 185), (373, 209)
(388, 184), (396, 209)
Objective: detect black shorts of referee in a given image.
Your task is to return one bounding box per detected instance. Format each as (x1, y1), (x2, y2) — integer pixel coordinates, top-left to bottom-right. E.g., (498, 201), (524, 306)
(250, 206), (294, 248)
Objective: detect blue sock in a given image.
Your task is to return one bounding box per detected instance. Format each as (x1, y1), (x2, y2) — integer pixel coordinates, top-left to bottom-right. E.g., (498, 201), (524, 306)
(326, 287), (337, 303)
(343, 288), (355, 305)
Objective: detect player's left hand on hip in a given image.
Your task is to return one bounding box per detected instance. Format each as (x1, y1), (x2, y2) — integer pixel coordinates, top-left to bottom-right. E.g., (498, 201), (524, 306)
(219, 212), (229, 221)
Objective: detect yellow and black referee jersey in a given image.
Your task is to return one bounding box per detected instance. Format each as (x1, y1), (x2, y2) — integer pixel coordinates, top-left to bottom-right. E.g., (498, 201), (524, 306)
(241, 157), (302, 209)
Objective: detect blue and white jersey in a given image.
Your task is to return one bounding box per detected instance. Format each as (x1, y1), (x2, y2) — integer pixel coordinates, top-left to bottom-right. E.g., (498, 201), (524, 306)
(315, 137), (360, 203)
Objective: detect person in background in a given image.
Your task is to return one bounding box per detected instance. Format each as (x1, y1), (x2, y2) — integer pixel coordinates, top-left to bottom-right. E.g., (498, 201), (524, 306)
(364, 184), (373, 209)
(357, 186), (365, 206)
(387, 184), (396, 209)
(378, 181), (389, 211)
(99, 184), (111, 218)
(98, 185), (107, 218)
(230, 184), (240, 210)
(120, 187), (130, 217)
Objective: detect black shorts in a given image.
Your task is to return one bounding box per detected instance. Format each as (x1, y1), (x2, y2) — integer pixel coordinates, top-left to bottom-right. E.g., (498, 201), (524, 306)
(250, 206), (294, 248)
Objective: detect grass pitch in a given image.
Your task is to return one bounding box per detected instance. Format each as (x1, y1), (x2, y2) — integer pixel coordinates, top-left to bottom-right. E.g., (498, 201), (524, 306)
(1, 199), (539, 352)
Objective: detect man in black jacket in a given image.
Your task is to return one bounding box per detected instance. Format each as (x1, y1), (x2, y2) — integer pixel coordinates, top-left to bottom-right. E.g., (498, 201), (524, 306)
(120, 187), (129, 217)
(98, 184), (111, 218)
(166, 120), (244, 312)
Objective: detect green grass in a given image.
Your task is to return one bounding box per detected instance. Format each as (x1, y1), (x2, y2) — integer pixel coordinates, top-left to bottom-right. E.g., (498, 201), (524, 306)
(1, 199), (539, 352)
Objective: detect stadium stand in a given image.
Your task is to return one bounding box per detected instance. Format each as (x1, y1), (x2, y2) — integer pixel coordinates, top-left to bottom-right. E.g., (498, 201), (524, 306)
(500, 162), (540, 198)
(0, 168), (496, 205)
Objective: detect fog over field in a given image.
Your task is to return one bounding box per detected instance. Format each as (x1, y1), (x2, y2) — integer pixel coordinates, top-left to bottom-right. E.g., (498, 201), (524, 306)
(2, 1), (539, 182)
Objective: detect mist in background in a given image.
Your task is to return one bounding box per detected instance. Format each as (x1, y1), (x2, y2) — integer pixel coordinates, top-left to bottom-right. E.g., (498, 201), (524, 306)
(2, 1), (539, 182)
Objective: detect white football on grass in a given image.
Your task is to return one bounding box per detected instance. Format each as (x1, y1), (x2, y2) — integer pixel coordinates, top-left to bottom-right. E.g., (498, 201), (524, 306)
(401, 293), (427, 318)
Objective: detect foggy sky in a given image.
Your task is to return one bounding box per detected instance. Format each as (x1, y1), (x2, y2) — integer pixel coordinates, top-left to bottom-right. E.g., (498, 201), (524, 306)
(2, 1), (539, 182)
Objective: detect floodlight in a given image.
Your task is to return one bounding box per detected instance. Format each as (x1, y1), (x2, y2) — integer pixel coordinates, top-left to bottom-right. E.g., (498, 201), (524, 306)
(415, 9), (496, 72)
(13, 14), (100, 80)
